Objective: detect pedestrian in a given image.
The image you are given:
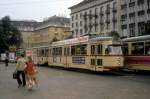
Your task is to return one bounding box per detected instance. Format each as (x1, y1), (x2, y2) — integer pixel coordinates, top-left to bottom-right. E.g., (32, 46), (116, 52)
(16, 54), (27, 88)
(4, 56), (9, 68)
(25, 56), (37, 90)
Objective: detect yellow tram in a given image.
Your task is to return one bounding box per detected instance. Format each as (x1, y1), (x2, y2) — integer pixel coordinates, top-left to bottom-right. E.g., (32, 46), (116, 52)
(26, 36), (124, 72)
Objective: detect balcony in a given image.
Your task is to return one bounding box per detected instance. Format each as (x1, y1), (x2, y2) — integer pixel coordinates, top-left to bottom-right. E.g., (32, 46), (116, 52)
(137, 5), (145, 11)
(129, 2), (135, 7)
(100, 20), (104, 25)
(105, 9), (110, 14)
(147, 9), (150, 14)
(112, 17), (117, 22)
(105, 19), (110, 23)
(138, 16), (145, 22)
(112, 8), (117, 13)
(100, 11), (104, 16)
(129, 19), (135, 24)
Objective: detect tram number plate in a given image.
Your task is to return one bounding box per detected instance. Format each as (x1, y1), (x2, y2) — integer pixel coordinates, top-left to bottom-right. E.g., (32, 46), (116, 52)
(72, 56), (85, 64)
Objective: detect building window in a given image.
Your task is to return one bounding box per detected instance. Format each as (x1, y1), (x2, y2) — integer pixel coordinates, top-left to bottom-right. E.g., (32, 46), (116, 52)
(121, 4), (127, 10)
(76, 22), (78, 28)
(138, 10), (145, 16)
(80, 29), (83, 35)
(137, 0), (144, 5)
(80, 21), (82, 27)
(72, 23), (74, 28)
(138, 22), (145, 36)
(148, 0), (150, 9)
(121, 14), (127, 21)
(129, 23), (135, 37)
(129, 1), (135, 7)
(76, 14), (78, 20)
(80, 13), (82, 19)
(72, 16), (74, 21)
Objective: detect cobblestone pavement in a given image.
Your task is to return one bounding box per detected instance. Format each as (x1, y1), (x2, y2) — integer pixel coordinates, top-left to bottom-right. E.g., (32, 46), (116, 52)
(0, 63), (150, 99)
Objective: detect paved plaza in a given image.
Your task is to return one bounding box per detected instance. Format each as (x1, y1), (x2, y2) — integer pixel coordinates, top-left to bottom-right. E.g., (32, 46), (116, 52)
(0, 63), (150, 99)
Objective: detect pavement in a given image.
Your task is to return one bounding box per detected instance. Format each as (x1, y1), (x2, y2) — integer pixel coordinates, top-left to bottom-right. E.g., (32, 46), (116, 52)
(0, 63), (150, 99)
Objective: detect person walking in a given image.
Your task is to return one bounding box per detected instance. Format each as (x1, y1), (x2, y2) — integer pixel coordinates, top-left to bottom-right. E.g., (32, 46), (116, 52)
(16, 54), (27, 88)
(4, 56), (9, 68)
(25, 56), (37, 90)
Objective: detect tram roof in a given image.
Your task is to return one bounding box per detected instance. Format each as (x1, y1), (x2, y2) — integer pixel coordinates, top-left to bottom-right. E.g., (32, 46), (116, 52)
(51, 36), (113, 47)
(90, 36), (113, 41)
(122, 35), (150, 42)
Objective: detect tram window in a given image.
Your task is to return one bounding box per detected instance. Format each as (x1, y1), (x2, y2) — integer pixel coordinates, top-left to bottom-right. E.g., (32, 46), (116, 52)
(97, 44), (102, 54)
(71, 46), (76, 55)
(39, 49), (44, 57)
(45, 49), (49, 57)
(67, 47), (70, 55)
(52, 48), (55, 55)
(145, 46), (150, 55)
(122, 43), (128, 55)
(76, 45), (81, 55)
(49, 49), (51, 56)
(64, 48), (67, 56)
(91, 59), (96, 65)
(52, 47), (62, 56)
(91, 45), (95, 55)
(97, 59), (103, 66)
(59, 47), (62, 56)
(81, 44), (87, 55)
(145, 41), (150, 55)
(105, 47), (109, 54)
(131, 42), (144, 55)
(64, 47), (70, 56)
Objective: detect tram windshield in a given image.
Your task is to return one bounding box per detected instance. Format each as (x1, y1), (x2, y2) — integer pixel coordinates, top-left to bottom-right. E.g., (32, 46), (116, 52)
(106, 45), (123, 55)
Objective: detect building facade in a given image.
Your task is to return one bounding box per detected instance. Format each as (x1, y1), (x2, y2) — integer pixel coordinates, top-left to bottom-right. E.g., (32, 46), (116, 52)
(69, 0), (122, 38)
(121, 0), (150, 37)
(33, 16), (70, 46)
(11, 21), (38, 48)
(12, 16), (70, 48)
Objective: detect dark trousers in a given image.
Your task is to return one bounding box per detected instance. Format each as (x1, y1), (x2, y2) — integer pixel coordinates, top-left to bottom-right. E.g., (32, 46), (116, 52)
(17, 71), (26, 86)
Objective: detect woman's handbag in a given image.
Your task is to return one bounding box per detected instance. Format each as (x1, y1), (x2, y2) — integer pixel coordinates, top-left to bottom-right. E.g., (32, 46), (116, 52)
(13, 71), (17, 79)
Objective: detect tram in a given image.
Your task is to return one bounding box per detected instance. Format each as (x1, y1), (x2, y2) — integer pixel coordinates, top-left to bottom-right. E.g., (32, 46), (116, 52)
(25, 36), (124, 72)
(122, 35), (150, 71)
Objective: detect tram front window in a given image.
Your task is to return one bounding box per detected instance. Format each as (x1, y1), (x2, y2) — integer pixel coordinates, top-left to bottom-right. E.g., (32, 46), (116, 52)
(131, 42), (144, 55)
(107, 45), (123, 55)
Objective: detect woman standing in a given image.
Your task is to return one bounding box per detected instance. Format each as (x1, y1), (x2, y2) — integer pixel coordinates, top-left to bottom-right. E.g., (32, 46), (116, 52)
(25, 57), (37, 90)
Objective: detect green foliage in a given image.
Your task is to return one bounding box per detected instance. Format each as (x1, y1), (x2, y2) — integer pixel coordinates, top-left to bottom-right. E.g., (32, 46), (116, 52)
(0, 16), (22, 53)
(108, 31), (120, 41)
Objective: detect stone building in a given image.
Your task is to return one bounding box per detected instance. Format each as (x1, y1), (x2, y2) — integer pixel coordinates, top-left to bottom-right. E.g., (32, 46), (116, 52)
(12, 16), (70, 48)
(33, 16), (70, 46)
(11, 20), (38, 48)
(69, 0), (122, 38)
(121, 0), (150, 37)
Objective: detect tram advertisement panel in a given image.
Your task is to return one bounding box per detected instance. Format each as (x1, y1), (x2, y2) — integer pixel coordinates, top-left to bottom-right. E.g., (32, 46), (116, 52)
(72, 56), (85, 64)
(125, 56), (150, 65)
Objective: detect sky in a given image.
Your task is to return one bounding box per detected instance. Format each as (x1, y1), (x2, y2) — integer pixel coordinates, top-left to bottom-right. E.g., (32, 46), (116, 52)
(0, 0), (83, 21)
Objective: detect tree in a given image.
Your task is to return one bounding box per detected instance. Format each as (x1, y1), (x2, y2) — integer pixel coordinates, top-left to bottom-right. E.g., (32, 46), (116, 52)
(0, 16), (22, 53)
(108, 31), (120, 41)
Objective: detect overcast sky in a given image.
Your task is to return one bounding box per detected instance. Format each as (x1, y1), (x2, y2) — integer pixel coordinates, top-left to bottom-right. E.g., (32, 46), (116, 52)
(0, 0), (83, 21)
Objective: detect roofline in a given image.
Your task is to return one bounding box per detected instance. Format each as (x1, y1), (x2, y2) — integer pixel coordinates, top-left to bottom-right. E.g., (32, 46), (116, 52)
(122, 35), (150, 42)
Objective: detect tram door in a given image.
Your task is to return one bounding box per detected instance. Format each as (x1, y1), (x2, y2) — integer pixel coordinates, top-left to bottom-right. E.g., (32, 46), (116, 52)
(64, 47), (70, 67)
(52, 47), (62, 64)
(90, 44), (103, 71)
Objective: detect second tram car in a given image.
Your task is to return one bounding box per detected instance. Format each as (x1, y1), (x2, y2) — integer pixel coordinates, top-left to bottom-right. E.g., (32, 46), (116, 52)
(26, 36), (124, 72)
(122, 35), (150, 71)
